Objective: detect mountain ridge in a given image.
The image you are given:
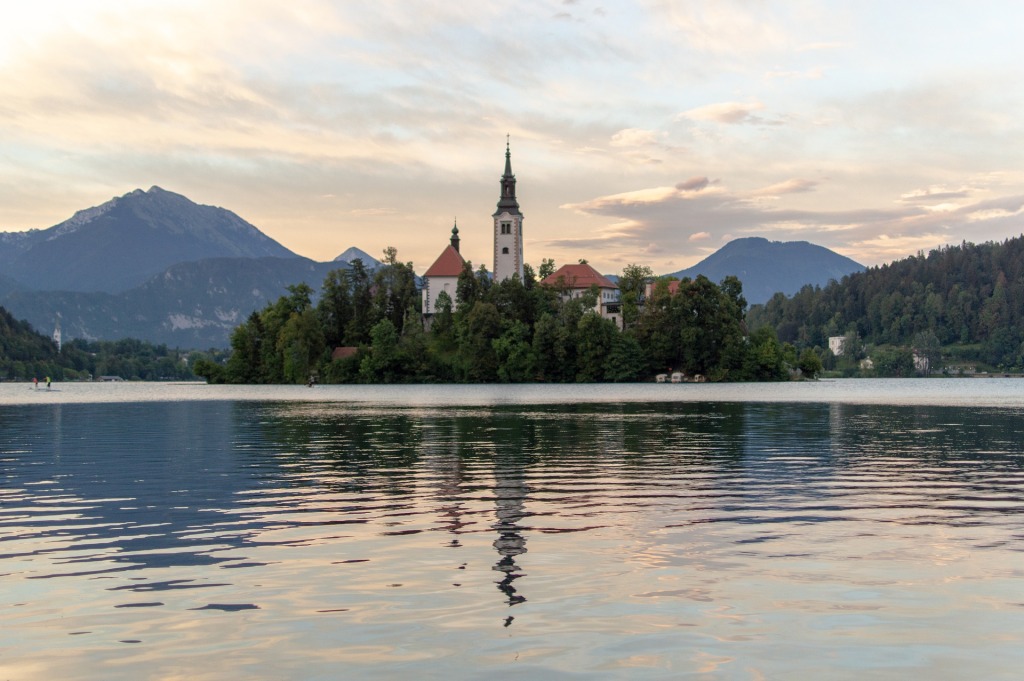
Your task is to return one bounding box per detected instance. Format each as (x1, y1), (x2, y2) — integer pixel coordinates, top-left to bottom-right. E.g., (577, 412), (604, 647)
(668, 237), (865, 305)
(0, 186), (298, 293)
(1, 256), (346, 348)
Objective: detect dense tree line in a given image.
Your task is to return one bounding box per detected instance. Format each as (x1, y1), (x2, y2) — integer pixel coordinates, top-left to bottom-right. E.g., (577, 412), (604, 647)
(0, 305), (201, 381)
(196, 250), (819, 385)
(747, 236), (1024, 371)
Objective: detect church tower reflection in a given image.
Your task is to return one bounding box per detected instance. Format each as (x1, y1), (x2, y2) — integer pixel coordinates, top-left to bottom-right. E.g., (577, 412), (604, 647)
(491, 452), (529, 620)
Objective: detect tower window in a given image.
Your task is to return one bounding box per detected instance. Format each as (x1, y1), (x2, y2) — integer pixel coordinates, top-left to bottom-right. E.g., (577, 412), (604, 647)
(502, 247), (509, 254)
(500, 222), (511, 235)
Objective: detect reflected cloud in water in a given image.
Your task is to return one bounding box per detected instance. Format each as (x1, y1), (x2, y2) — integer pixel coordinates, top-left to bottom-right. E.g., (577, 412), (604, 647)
(3, 397), (1024, 679)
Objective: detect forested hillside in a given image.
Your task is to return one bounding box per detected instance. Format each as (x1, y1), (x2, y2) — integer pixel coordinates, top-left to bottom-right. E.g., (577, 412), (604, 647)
(0, 305), (204, 381)
(747, 236), (1024, 369)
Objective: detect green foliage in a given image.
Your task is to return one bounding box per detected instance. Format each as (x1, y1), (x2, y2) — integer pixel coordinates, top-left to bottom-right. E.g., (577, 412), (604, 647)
(871, 346), (916, 377)
(797, 347), (824, 378)
(205, 253), (819, 384)
(0, 305), (200, 381)
(618, 263), (653, 330)
(748, 237), (1024, 371)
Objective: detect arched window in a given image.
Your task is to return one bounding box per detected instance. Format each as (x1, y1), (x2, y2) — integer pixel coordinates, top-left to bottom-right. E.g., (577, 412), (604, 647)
(502, 247), (509, 254)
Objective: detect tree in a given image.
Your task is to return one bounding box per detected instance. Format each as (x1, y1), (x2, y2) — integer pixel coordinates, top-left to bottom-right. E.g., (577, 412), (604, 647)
(797, 347), (823, 378)
(744, 326), (786, 381)
(618, 263), (653, 330)
(604, 332), (646, 382)
(456, 261), (480, 307)
(456, 301), (502, 382)
(372, 248), (419, 334)
(346, 259), (375, 344)
(224, 312), (265, 382)
(872, 346), (915, 377)
(575, 313), (617, 382)
(494, 320), (534, 382)
(279, 308), (325, 383)
(358, 319), (402, 383)
(318, 268), (353, 349)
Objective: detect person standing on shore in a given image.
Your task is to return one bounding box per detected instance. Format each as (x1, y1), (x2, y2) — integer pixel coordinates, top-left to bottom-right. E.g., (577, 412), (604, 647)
(33, 377), (38, 389)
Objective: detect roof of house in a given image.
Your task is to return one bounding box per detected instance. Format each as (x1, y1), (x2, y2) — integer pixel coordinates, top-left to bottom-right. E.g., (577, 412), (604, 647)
(540, 262), (617, 290)
(423, 244), (466, 277)
(331, 346), (359, 360)
(645, 279), (681, 297)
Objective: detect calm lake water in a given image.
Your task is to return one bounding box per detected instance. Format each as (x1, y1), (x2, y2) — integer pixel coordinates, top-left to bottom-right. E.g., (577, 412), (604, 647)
(2, 379), (1024, 679)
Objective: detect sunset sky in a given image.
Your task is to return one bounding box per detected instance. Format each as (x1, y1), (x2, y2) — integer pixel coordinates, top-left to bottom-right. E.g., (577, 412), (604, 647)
(2, 1), (1023, 275)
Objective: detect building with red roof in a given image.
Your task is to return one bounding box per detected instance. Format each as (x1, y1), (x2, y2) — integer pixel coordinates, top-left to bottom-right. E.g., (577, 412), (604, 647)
(421, 223), (466, 316)
(540, 262), (622, 329)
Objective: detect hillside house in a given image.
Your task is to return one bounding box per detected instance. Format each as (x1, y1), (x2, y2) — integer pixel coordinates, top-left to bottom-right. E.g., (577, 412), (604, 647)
(540, 262), (622, 329)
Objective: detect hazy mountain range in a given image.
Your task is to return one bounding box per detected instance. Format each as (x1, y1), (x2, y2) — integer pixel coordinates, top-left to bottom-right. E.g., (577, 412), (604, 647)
(0, 188), (860, 348)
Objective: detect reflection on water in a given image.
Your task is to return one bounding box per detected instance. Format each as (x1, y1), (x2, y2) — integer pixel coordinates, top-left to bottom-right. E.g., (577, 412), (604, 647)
(2, 396), (1024, 679)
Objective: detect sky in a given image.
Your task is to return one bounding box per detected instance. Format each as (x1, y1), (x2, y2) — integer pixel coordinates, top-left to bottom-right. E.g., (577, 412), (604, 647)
(2, 1), (1024, 276)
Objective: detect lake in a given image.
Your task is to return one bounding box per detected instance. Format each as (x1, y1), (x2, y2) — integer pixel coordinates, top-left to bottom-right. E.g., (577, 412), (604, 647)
(2, 379), (1024, 679)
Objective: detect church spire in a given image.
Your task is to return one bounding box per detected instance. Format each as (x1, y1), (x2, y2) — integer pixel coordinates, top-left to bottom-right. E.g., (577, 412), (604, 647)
(450, 219), (460, 253)
(494, 135), (521, 217)
(492, 138), (524, 283)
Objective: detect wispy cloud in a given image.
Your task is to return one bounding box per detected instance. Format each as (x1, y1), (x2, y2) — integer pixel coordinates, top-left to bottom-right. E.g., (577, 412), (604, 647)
(2, 1), (1024, 275)
(681, 101), (770, 125)
(751, 178), (819, 197)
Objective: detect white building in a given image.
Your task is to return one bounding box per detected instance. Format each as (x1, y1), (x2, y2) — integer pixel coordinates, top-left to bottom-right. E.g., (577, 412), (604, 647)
(421, 224), (465, 316)
(492, 139), (524, 283)
(829, 336), (845, 356)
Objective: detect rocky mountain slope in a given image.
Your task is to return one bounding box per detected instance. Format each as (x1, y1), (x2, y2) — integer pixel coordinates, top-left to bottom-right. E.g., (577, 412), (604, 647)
(0, 186), (297, 293)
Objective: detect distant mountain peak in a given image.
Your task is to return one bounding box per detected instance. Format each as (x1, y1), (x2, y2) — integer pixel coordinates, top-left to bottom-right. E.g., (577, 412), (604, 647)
(0, 187), (297, 293)
(669, 237), (864, 305)
(334, 246), (382, 269)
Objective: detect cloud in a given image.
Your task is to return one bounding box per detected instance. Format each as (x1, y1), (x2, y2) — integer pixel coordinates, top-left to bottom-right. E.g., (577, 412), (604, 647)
(681, 101), (773, 125)
(653, 3), (790, 54)
(676, 176), (710, 192)
(796, 42), (845, 52)
(751, 178), (819, 197)
(764, 67), (824, 80)
(556, 174), (1024, 267)
(610, 128), (662, 147)
(349, 208), (397, 217)
(899, 185), (974, 203)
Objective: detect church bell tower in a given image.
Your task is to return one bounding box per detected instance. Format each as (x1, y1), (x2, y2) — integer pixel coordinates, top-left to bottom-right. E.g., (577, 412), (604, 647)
(493, 138), (524, 282)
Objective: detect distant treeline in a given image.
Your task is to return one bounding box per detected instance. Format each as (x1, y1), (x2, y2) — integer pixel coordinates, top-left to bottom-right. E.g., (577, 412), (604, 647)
(0, 305), (203, 381)
(195, 249), (821, 385)
(747, 236), (1024, 371)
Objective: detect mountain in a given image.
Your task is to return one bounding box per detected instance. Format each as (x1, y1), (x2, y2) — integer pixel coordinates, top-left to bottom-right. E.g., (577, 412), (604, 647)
(668, 237), (865, 305)
(0, 186), (297, 293)
(746, 235), (1024, 368)
(0, 272), (23, 299)
(334, 246), (382, 270)
(1, 256), (346, 349)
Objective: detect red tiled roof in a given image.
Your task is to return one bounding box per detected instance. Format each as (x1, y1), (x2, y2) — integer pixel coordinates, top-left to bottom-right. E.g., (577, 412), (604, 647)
(424, 245), (466, 277)
(645, 279), (681, 297)
(331, 346), (359, 360)
(540, 263), (616, 290)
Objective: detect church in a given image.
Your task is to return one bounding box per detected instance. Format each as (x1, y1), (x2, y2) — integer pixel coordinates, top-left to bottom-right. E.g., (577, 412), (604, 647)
(420, 141), (622, 328)
(421, 140), (525, 317)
